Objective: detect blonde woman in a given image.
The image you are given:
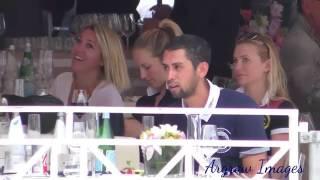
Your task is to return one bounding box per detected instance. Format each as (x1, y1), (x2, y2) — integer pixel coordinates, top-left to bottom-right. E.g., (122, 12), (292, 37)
(50, 23), (130, 135)
(125, 19), (183, 137)
(232, 32), (295, 178)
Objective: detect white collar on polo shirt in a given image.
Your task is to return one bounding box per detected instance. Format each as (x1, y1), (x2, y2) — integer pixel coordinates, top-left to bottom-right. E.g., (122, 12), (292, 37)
(182, 79), (221, 122)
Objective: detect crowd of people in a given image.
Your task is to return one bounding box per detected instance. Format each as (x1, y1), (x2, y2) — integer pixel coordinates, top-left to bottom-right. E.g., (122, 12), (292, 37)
(46, 18), (289, 177)
(45, 0), (318, 177)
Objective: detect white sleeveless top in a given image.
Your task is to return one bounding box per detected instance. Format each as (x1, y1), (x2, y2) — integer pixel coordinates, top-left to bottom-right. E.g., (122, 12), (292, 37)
(50, 72), (124, 106)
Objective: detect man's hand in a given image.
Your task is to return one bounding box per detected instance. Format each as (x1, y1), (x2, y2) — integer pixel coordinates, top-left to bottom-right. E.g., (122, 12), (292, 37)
(242, 152), (267, 177)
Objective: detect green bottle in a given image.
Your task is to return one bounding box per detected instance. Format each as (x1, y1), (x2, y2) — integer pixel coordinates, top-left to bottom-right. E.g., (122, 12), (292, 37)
(96, 113), (115, 173)
(19, 42), (34, 96)
(98, 113), (114, 150)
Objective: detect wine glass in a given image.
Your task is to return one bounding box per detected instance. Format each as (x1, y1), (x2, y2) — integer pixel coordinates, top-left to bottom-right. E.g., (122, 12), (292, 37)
(71, 89), (88, 106)
(71, 89), (88, 121)
(0, 13), (6, 36)
(27, 114), (41, 138)
(199, 125), (222, 177)
(120, 13), (136, 49)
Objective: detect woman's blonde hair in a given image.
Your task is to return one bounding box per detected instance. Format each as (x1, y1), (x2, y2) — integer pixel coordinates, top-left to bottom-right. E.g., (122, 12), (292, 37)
(133, 18), (183, 58)
(84, 24), (130, 92)
(236, 32), (289, 101)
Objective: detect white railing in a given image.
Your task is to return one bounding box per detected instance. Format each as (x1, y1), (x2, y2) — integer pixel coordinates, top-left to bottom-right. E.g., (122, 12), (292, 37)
(0, 106), (300, 179)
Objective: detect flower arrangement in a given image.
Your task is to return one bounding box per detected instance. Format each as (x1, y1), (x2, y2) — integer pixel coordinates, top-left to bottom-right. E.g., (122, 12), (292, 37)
(240, 0), (291, 47)
(140, 124), (185, 176)
(140, 124), (186, 140)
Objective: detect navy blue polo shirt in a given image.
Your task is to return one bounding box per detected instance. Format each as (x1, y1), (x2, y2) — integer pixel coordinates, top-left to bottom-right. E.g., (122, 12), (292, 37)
(160, 88), (268, 168)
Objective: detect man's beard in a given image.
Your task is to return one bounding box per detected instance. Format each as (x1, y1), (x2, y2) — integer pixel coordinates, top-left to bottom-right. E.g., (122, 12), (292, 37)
(171, 76), (199, 99)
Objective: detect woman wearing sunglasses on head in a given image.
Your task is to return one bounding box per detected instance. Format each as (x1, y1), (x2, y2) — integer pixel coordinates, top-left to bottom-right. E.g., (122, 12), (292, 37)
(232, 32), (295, 179)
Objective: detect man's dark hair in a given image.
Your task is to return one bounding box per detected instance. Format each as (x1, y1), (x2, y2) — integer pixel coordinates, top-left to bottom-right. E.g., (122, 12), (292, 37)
(164, 34), (211, 68)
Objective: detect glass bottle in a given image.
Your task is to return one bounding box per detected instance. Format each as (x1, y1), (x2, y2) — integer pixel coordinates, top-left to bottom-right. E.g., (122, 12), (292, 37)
(19, 42), (34, 96)
(0, 97), (10, 136)
(6, 112), (26, 173)
(96, 113), (114, 173)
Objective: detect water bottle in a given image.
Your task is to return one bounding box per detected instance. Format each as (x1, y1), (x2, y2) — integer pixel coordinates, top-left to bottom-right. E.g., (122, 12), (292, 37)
(0, 97), (10, 168)
(5, 112), (26, 173)
(19, 42), (34, 96)
(0, 97), (10, 137)
(64, 112), (87, 176)
(54, 112), (69, 176)
(95, 113), (114, 173)
(54, 112), (66, 140)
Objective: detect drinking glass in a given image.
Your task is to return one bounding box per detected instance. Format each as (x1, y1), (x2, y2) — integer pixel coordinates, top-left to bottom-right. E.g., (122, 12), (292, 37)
(85, 113), (97, 138)
(142, 116), (155, 130)
(120, 13), (136, 49)
(0, 13), (6, 36)
(199, 124), (222, 177)
(27, 114), (41, 138)
(187, 114), (201, 139)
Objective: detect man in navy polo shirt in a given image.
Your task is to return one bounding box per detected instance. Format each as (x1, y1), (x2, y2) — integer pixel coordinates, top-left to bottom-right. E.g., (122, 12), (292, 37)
(161, 34), (268, 176)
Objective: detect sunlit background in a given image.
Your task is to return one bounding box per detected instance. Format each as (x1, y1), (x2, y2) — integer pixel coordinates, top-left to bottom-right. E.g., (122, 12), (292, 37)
(136, 0), (174, 20)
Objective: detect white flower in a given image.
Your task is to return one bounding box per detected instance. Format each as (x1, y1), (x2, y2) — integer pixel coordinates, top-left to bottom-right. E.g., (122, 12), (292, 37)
(160, 124), (178, 134)
(141, 124), (185, 140)
(150, 126), (162, 139)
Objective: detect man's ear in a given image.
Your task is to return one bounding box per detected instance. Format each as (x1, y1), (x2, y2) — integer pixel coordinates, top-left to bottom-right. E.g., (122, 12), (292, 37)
(197, 62), (209, 78)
